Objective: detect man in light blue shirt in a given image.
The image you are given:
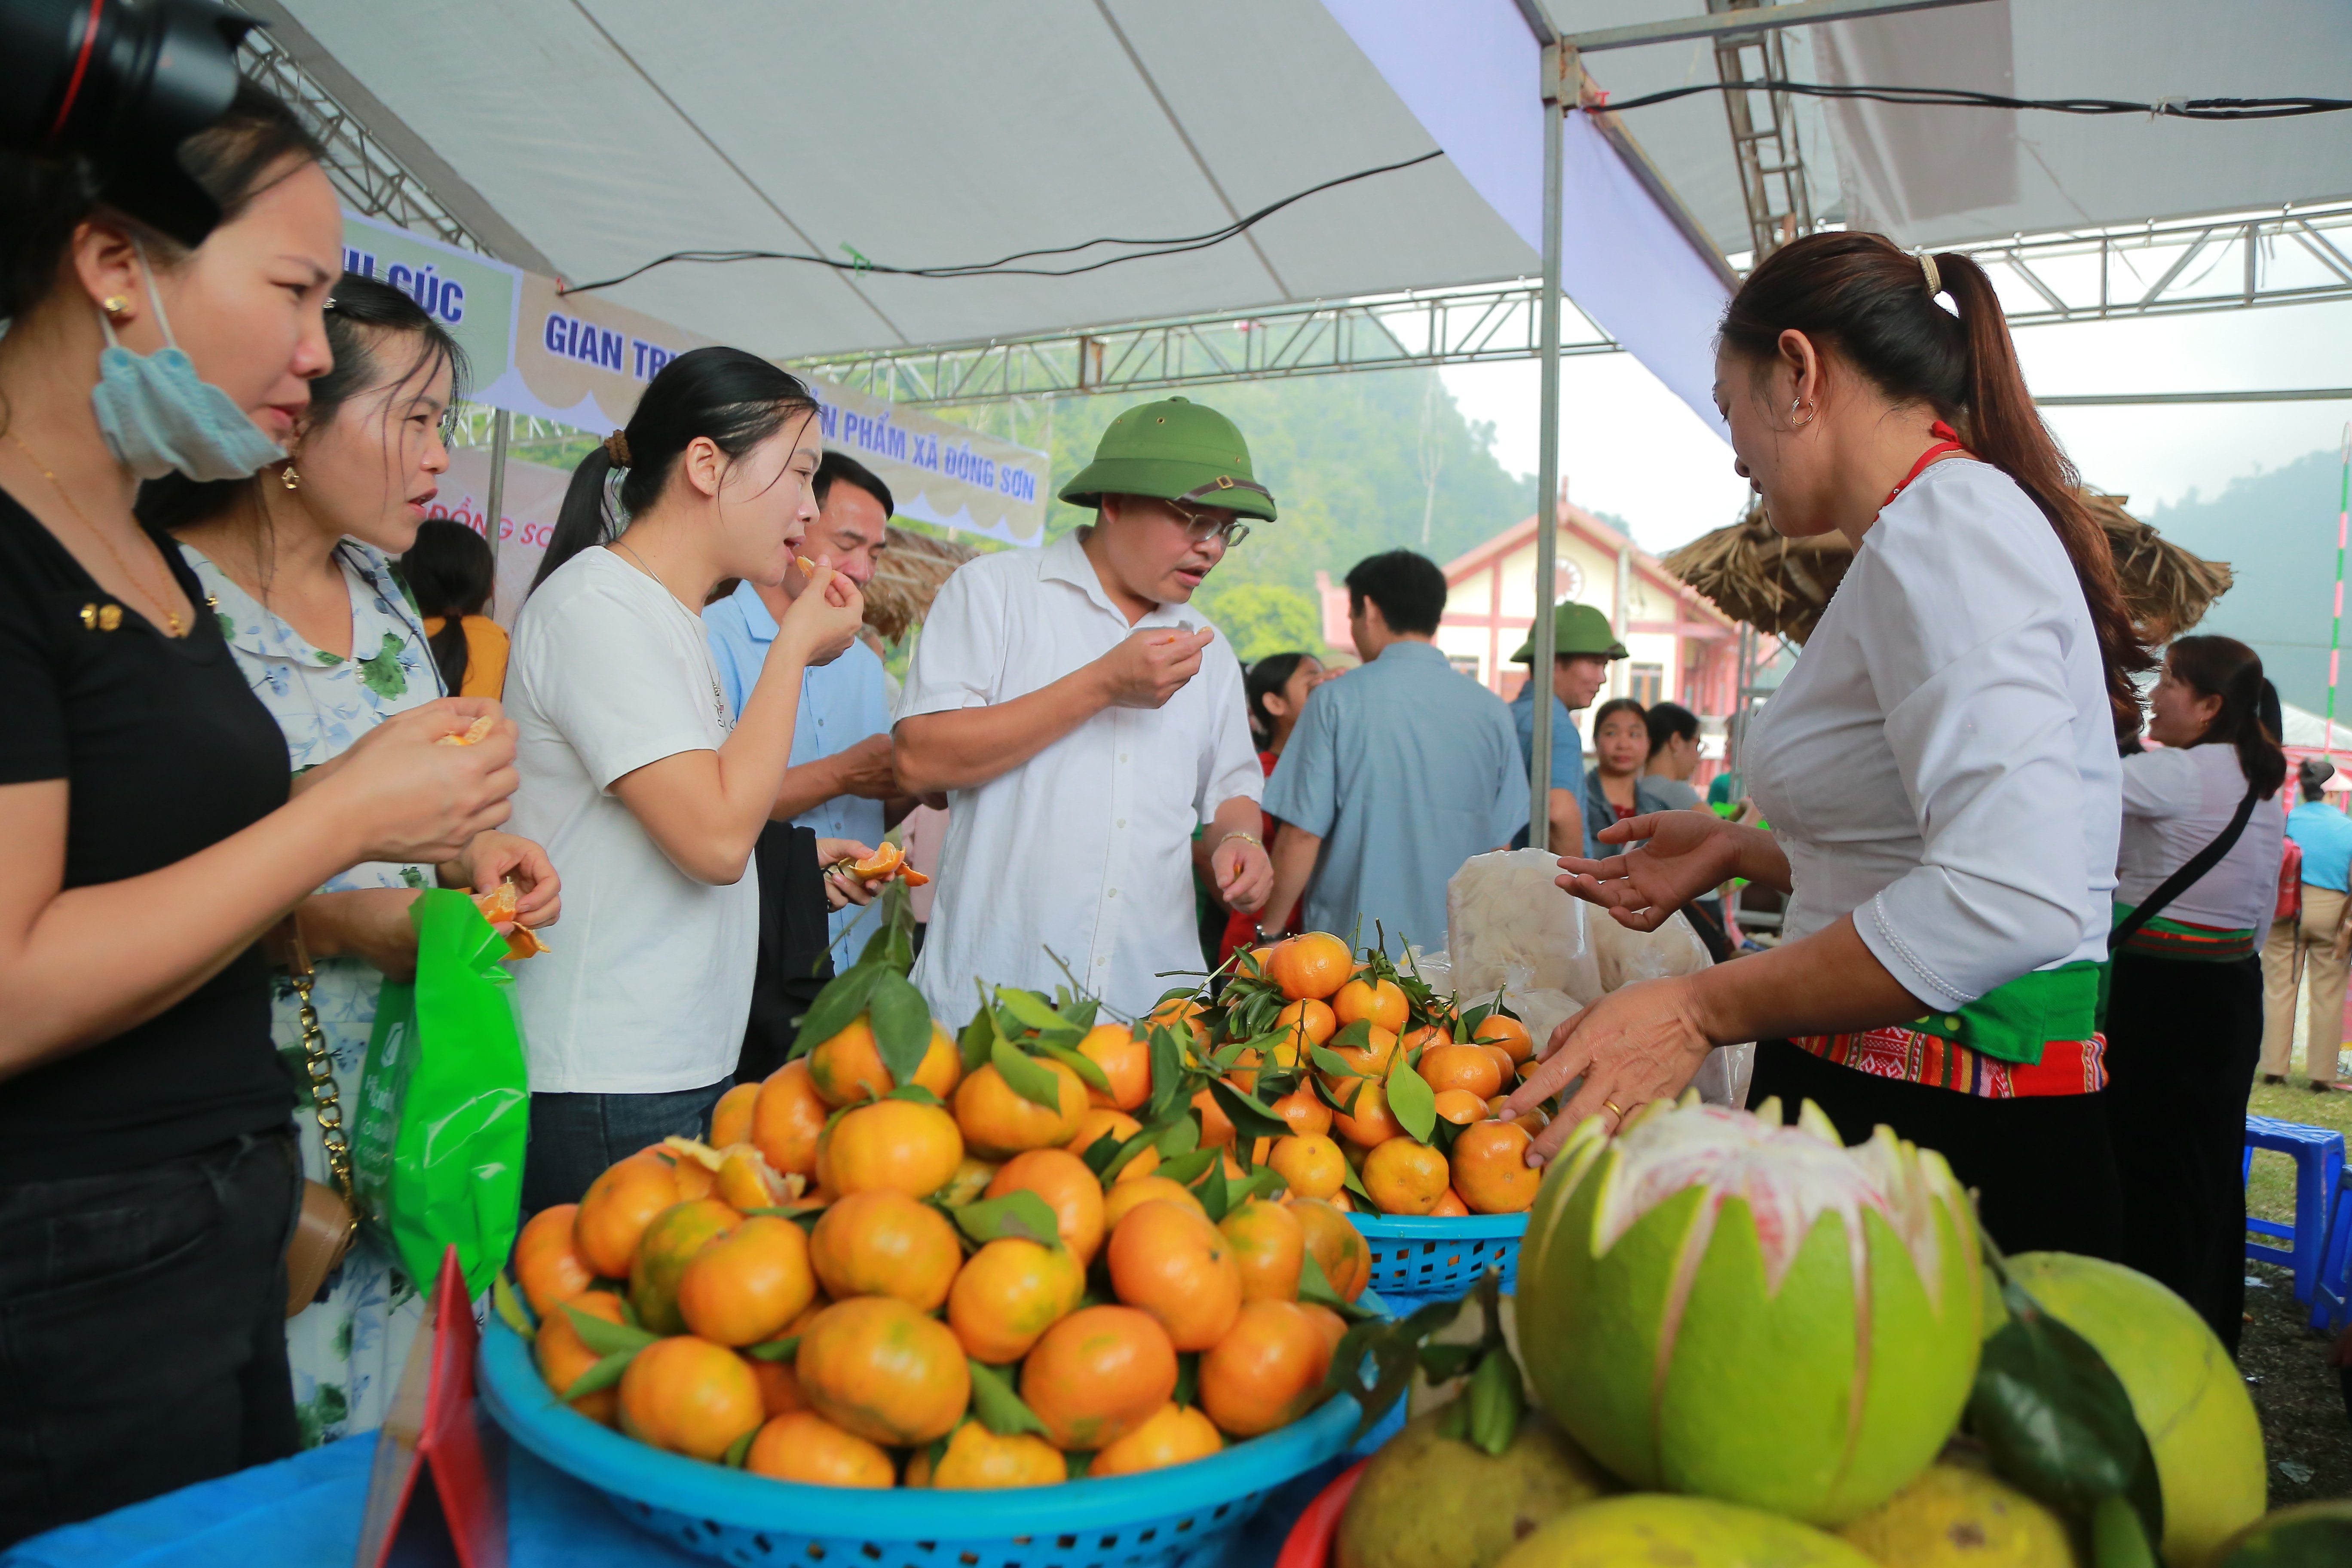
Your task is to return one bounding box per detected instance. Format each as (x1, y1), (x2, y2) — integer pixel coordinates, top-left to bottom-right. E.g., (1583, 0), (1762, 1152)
(705, 452), (905, 949)
(1261, 551), (1528, 956)
(1507, 601), (1625, 855)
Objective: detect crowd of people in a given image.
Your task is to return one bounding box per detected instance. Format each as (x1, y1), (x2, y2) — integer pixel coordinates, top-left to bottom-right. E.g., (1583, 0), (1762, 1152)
(0, 67), (2340, 1550)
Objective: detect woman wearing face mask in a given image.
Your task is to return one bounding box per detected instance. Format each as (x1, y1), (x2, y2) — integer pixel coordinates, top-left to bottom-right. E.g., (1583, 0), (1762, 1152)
(0, 87), (517, 1540)
(511, 349), (867, 1211)
(1510, 233), (2145, 1261)
(1583, 697), (1676, 861)
(140, 273), (559, 1447)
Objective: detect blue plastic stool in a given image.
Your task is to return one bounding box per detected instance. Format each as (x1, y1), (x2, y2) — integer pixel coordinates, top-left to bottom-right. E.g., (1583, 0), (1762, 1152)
(2242, 1114), (2346, 1305)
(2309, 1166), (2352, 1334)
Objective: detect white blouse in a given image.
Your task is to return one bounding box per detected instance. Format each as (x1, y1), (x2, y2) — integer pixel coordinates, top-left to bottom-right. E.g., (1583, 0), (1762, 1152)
(1744, 459), (2122, 1013)
(2117, 744), (2285, 932)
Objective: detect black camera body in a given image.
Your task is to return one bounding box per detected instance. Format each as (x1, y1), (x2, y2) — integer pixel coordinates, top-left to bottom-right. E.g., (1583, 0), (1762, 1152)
(0, 0), (266, 246)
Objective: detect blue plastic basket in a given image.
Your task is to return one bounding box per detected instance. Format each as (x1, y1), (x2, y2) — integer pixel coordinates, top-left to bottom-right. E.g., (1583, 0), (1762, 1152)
(477, 1320), (1367, 1568)
(1346, 1211), (1527, 1305)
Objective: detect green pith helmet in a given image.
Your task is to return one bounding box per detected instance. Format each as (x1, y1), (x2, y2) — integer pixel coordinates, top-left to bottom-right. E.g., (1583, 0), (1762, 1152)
(1512, 601), (1628, 663)
(1058, 396), (1278, 522)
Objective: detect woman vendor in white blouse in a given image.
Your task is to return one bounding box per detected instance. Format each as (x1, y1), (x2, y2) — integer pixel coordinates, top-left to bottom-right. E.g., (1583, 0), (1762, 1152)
(1506, 232), (2148, 1258)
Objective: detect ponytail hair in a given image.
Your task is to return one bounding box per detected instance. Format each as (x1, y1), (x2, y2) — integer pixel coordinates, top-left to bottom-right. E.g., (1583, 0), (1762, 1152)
(532, 346), (820, 595)
(2164, 635), (2287, 800)
(1718, 231), (2153, 738)
(1244, 652), (1313, 747)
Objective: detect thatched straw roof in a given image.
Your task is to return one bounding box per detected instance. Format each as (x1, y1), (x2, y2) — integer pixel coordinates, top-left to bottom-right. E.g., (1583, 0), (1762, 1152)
(864, 525), (979, 641)
(1660, 490), (2232, 645)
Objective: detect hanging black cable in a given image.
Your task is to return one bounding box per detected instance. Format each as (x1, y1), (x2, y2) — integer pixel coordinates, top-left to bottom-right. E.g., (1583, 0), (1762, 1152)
(1593, 80), (2352, 120)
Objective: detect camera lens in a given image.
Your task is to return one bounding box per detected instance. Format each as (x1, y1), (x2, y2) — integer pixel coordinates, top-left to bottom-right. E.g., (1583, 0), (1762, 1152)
(0, 0), (265, 246)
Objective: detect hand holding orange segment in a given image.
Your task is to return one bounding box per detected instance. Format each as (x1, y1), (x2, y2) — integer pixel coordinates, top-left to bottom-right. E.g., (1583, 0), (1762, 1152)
(435, 714), (495, 747)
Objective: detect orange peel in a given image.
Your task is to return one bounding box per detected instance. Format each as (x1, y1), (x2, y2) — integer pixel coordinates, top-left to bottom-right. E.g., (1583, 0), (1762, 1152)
(436, 714), (495, 747)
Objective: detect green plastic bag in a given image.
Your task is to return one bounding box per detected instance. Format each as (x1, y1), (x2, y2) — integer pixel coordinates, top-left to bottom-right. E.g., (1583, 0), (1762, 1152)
(353, 888), (529, 1299)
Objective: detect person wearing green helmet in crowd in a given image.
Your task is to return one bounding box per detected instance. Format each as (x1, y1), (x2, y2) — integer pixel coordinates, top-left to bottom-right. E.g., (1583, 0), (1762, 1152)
(894, 397), (1276, 1022)
(1508, 601), (1631, 856)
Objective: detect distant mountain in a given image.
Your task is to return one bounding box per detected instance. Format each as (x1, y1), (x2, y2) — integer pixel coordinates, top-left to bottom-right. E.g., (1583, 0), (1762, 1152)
(2141, 446), (2350, 714)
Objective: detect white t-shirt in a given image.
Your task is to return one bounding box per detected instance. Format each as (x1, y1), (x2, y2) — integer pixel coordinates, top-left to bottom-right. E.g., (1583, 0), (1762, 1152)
(504, 547), (754, 1093)
(1744, 459), (2122, 1012)
(896, 532), (1264, 1026)
(2117, 744), (2285, 932)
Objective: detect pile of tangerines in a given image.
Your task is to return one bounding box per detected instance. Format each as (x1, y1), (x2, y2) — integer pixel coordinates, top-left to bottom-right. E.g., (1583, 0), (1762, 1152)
(1210, 932), (1549, 1219)
(509, 990), (1392, 1491)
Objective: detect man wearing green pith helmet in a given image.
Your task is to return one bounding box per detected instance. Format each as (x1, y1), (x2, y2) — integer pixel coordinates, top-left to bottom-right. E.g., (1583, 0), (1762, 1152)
(894, 397), (1278, 1023)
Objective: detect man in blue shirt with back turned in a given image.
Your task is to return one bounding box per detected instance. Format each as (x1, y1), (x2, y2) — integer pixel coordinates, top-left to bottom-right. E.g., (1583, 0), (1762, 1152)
(2263, 756), (2352, 1087)
(1260, 550), (1527, 956)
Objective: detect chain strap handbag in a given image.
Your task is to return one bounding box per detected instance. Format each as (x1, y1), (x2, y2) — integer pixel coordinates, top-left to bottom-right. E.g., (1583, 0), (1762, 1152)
(283, 929), (360, 1317)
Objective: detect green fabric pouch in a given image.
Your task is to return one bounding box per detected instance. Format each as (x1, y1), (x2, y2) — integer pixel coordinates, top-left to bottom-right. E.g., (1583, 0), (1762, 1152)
(352, 889), (529, 1298)
(1907, 960), (2107, 1066)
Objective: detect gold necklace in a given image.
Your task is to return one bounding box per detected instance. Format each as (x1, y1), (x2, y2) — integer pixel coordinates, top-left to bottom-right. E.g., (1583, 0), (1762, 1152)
(6, 429), (186, 635)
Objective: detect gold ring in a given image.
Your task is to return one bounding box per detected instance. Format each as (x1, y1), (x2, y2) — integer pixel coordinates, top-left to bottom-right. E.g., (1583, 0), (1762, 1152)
(1603, 1099), (1625, 1119)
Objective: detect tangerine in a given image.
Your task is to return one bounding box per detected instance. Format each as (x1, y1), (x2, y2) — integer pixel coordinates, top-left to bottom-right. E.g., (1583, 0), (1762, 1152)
(1145, 996), (1212, 1058)
(794, 1295), (971, 1447)
(514, 1203), (597, 1317)
(1479, 1043), (1521, 1087)
(1399, 1024), (1452, 1056)
(1075, 1023), (1151, 1111)
(1219, 1198), (1305, 1302)
(745, 1410), (893, 1487)
(808, 1189), (963, 1310)
(617, 1335), (764, 1461)
(1363, 1139), (1450, 1216)
(662, 1147), (719, 1201)
(1107, 1199), (1243, 1351)
(1292, 1199), (1370, 1301)
(676, 1215), (817, 1347)
(1102, 1176), (1208, 1230)
(946, 1237), (1084, 1363)
(1431, 1186), (1470, 1217)
(1271, 1085), (1332, 1138)
(1275, 998), (1337, 1052)
(1300, 1303), (1349, 1355)
(1192, 1086), (1236, 1150)
(575, 1152), (687, 1278)
(535, 1289), (626, 1424)
(1066, 1108), (1159, 1183)
(1089, 1402), (1225, 1477)
(750, 1060), (830, 1178)
(709, 1081), (760, 1148)
(1019, 1305), (1179, 1451)
(935, 1155), (998, 1207)
(1433, 1088), (1487, 1126)
(820, 1096), (965, 1200)
(1199, 1300), (1335, 1437)
(916, 1420), (1068, 1489)
(985, 1148), (1106, 1264)
(1269, 933), (1353, 1001)
(1330, 1077), (1402, 1148)
(1332, 977), (1407, 1034)
(953, 1059), (1087, 1158)
(1418, 1043), (1504, 1099)
(713, 1145), (794, 1211)
(1450, 1118), (1541, 1214)
(806, 1017), (962, 1107)
(1268, 1134), (1347, 1201)
(1473, 1012), (1535, 1062)
(629, 1199), (741, 1335)
(747, 1354), (807, 1418)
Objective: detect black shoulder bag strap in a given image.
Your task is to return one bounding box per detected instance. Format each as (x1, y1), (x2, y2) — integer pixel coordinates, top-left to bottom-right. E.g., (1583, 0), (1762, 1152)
(2109, 782), (2262, 952)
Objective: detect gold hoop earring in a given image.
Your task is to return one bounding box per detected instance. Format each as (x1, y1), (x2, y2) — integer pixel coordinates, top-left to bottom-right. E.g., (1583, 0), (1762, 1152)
(280, 465), (301, 491)
(101, 296), (130, 318)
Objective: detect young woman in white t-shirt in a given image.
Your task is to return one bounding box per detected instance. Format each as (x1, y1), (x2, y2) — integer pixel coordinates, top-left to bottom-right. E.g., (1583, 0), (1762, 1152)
(506, 348), (866, 1210)
(2108, 635), (2287, 1352)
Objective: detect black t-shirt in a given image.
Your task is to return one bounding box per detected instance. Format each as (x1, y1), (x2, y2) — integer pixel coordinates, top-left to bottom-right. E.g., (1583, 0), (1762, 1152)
(0, 487), (295, 1181)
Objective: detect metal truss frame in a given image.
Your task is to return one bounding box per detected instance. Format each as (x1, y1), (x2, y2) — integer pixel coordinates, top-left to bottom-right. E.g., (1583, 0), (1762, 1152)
(808, 202), (2352, 407)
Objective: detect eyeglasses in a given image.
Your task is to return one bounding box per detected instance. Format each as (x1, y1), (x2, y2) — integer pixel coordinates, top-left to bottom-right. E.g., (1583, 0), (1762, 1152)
(1167, 499), (1251, 549)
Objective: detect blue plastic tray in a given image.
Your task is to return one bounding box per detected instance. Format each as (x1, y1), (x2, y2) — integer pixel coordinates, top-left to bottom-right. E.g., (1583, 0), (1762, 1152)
(477, 1319), (1367, 1568)
(1346, 1211), (1527, 1301)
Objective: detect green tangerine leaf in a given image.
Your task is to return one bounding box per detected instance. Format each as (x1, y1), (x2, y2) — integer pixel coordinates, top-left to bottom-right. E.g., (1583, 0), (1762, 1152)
(951, 1189), (1063, 1248)
(966, 1358), (1052, 1438)
(1207, 1077), (1291, 1145)
(723, 1428), (756, 1468)
(492, 1272), (536, 1336)
(1036, 1040), (1112, 1093)
(868, 971), (935, 1088)
(991, 1033), (1066, 1113)
(563, 1348), (637, 1403)
(742, 1335), (801, 1362)
(1385, 1058), (1439, 1144)
(793, 966), (885, 1059)
(563, 1302), (660, 1357)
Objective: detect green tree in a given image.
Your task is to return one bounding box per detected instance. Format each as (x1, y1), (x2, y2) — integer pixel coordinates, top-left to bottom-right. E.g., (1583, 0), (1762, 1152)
(1195, 580), (1325, 664)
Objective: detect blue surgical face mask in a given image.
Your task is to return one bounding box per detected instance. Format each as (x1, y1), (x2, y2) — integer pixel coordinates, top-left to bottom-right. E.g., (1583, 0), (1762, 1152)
(90, 241), (288, 481)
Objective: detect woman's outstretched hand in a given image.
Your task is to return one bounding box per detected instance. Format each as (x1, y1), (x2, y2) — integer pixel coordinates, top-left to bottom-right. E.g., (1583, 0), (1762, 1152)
(1499, 974), (1715, 1163)
(1553, 810), (1752, 931)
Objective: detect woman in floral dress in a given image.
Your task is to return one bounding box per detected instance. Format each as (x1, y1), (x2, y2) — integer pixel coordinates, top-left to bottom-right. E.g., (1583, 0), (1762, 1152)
(144, 275), (557, 1445)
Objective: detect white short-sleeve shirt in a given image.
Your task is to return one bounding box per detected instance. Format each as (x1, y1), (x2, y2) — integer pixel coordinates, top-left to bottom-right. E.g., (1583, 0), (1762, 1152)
(1744, 459), (2123, 1012)
(897, 532), (1263, 1025)
(504, 547), (754, 1093)
(2117, 744), (2285, 933)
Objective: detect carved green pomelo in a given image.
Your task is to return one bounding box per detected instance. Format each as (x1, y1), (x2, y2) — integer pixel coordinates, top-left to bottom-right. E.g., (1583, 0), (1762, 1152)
(1516, 1099), (1982, 1526)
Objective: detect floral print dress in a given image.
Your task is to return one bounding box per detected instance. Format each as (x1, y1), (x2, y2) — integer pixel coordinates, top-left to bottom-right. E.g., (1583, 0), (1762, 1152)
(182, 539), (441, 1448)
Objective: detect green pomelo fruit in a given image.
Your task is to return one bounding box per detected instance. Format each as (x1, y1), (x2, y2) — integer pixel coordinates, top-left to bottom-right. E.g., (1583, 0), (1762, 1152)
(2006, 1252), (2266, 1568)
(1335, 1406), (1614, 1568)
(2210, 1500), (2352, 1568)
(1838, 1459), (2079, 1566)
(1516, 1102), (1982, 1526)
(1496, 1492), (1882, 1568)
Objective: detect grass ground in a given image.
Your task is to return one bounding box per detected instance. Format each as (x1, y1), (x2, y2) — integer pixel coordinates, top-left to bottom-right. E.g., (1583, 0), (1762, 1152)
(2241, 1073), (2352, 1504)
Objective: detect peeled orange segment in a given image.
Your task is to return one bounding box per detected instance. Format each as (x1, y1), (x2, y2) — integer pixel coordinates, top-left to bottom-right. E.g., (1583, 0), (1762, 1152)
(845, 842), (903, 880)
(796, 555), (818, 574)
(474, 882), (520, 923)
(436, 714), (496, 746)
(504, 924), (551, 960)
(900, 868), (930, 886)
